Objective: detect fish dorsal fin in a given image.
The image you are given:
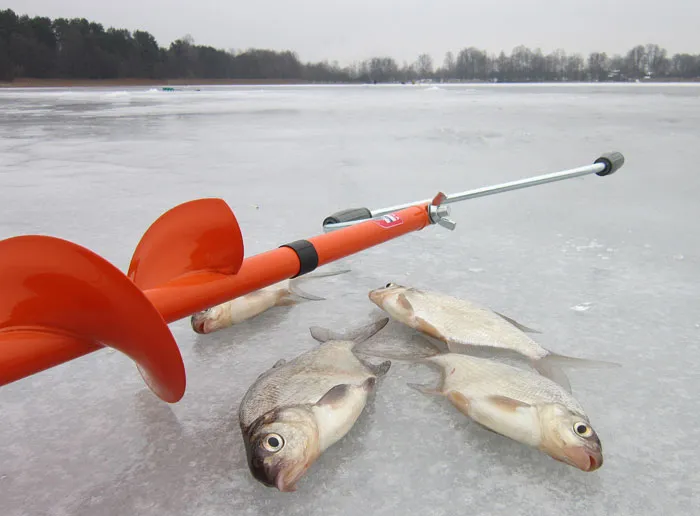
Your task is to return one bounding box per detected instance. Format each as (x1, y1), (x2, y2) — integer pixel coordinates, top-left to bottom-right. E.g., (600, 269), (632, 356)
(272, 359), (287, 369)
(315, 384), (351, 408)
(487, 395), (532, 412)
(397, 293), (413, 312)
(493, 311), (542, 334)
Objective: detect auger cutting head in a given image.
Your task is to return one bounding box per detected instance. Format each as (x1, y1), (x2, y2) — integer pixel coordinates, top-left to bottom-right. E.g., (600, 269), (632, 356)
(0, 198), (246, 402)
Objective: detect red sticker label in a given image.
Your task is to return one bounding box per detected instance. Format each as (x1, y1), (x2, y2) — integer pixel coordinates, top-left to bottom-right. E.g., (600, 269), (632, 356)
(374, 213), (403, 229)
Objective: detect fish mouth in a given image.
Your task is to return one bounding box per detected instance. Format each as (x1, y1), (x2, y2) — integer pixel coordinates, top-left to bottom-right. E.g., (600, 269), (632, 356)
(274, 461), (311, 492)
(368, 288), (387, 306)
(190, 316), (207, 334)
(561, 445), (603, 472)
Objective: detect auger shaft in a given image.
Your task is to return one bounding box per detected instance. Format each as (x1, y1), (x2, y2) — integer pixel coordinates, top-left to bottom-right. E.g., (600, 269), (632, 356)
(322, 152), (624, 231)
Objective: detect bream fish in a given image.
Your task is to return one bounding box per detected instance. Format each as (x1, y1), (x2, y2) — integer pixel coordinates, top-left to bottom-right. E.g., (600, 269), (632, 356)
(239, 317), (391, 492)
(191, 268), (350, 334)
(406, 351), (604, 471)
(368, 283), (619, 391)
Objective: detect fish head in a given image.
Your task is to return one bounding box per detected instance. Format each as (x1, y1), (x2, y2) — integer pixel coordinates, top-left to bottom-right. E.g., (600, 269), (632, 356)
(538, 404), (603, 472)
(368, 283), (410, 315)
(243, 406), (320, 492)
(190, 305), (227, 334)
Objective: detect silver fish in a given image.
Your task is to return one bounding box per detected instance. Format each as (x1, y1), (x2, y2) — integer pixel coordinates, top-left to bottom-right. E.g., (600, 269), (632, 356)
(191, 268), (350, 334)
(239, 317), (391, 492)
(368, 283), (619, 391)
(409, 352), (604, 472)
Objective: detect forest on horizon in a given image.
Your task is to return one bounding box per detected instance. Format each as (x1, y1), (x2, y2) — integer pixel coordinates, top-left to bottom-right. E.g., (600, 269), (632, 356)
(2, 8), (700, 83)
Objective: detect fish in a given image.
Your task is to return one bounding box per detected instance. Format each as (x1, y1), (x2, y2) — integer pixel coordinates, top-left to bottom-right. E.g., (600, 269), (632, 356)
(238, 317), (391, 492)
(406, 351), (604, 472)
(190, 268), (351, 334)
(368, 283), (620, 392)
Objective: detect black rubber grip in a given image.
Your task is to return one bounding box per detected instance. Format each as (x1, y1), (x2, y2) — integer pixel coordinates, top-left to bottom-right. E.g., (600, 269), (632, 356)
(322, 207), (372, 226)
(279, 239), (318, 278)
(594, 152), (625, 176)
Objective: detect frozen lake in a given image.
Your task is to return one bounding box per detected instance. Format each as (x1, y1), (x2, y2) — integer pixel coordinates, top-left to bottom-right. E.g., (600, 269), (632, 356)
(1, 83), (699, 515)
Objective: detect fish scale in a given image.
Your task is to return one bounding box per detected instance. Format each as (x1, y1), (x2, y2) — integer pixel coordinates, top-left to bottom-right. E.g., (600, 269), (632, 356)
(427, 353), (586, 415)
(239, 340), (380, 430)
(405, 288), (548, 359)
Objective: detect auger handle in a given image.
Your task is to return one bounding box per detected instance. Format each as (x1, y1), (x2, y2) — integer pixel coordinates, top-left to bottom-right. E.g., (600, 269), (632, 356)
(322, 152), (625, 232)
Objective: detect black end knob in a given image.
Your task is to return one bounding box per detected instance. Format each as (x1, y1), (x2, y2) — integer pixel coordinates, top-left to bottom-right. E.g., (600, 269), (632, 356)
(594, 152), (625, 176)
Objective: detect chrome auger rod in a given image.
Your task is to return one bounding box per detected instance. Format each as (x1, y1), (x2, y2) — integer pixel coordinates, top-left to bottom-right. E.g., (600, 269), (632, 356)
(321, 152), (625, 232)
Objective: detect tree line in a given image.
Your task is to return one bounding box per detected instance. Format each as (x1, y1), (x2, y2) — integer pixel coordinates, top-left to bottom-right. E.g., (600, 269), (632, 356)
(2, 8), (699, 83)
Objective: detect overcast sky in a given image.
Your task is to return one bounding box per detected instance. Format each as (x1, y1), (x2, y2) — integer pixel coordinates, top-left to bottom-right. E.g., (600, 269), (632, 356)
(14, 1), (700, 65)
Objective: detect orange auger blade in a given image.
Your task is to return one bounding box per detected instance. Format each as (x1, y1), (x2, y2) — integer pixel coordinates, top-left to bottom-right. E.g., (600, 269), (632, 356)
(128, 198), (244, 290)
(0, 235), (186, 402)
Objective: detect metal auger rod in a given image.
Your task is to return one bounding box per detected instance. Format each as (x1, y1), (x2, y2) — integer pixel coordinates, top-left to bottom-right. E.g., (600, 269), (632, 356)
(321, 152), (625, 232)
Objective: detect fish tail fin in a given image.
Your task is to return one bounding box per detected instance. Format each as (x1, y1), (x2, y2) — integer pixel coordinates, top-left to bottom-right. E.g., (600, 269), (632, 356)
(542, 351), (622, 370)
(533, 351), (622, 393)
(296, 268), (352, 281)
(284, 268), (352, 303)
(407, 358), (446, 397)
(309, 317), (389, 345)
(365, 359), (392, 377)
(532, 358), (573, 393)
(356, 333), (443, 363)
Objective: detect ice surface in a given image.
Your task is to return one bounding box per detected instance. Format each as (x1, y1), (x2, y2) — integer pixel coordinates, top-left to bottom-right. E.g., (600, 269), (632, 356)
(1, 83), (699, 515)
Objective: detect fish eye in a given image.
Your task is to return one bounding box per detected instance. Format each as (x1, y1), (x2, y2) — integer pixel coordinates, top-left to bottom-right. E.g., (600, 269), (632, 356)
(262, 433), (284, 452)
(385, 283), (394, 288)
(573, 422), (593, 438)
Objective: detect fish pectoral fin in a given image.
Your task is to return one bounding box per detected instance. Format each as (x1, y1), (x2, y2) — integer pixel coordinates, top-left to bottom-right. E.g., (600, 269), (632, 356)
(397, 293), (414, 312)
(415, 317), (446, 342)
(486, 395), (532, 412)
(407, 382), (443, 397)
(493, 311), (543, 334)
(446, 391), (472, 417)
(315, 384), (353, 408)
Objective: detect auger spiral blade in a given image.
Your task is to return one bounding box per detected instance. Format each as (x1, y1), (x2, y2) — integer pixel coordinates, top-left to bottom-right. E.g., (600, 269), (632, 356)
(0, 235), (186, 402)
(128, 198), (245, 290)
(0, 198), (247, 401)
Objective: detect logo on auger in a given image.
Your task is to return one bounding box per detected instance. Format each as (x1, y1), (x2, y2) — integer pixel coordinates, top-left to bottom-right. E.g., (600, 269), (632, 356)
(374, 213), (403, 229)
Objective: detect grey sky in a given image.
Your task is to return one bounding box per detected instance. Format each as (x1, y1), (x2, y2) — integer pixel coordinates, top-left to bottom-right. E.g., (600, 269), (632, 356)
(15, 0), (700, 65)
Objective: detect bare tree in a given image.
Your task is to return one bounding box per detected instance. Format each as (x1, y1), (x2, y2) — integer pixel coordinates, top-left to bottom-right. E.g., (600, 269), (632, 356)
(625, 45), (646, 78)
(414, 53), (434, 78)
(588, 52), (610, 81)
(645, 44), (669, 77)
